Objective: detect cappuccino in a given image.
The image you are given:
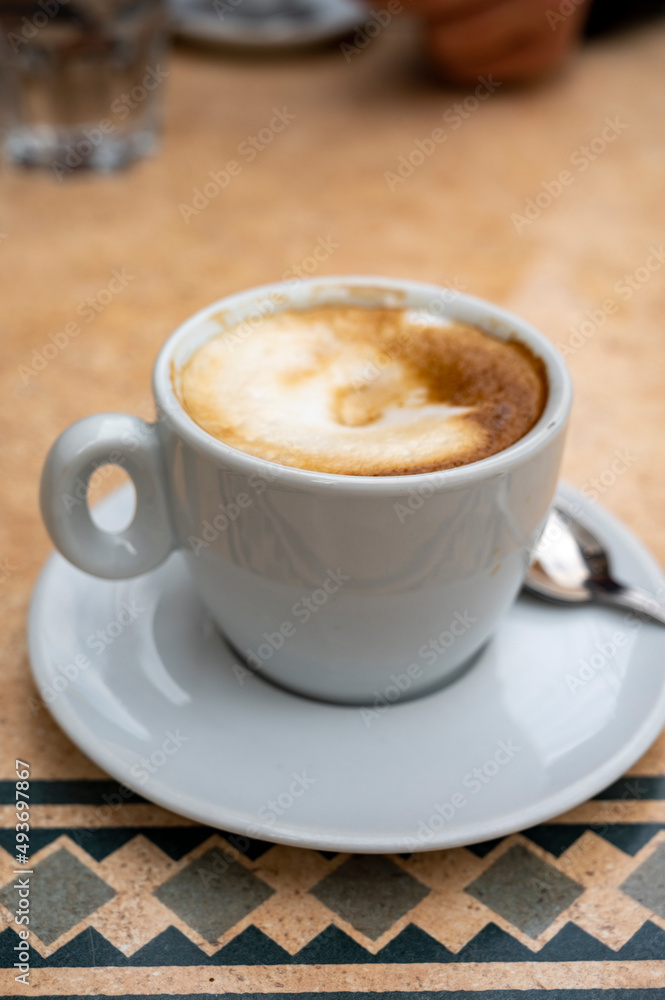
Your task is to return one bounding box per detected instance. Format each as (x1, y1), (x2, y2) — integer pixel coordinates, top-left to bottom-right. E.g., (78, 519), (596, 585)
(177, 305), (547, 476)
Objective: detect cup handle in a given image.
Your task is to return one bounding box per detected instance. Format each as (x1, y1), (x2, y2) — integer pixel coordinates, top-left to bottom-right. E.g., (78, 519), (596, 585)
(40, 413), (176, 579)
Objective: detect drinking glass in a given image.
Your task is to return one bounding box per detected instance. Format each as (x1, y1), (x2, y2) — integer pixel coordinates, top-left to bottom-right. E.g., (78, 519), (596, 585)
(0, 0), (168, 175)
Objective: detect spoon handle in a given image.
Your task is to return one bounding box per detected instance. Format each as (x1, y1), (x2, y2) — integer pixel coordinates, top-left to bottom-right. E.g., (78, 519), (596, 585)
(593, 583), (665, 627)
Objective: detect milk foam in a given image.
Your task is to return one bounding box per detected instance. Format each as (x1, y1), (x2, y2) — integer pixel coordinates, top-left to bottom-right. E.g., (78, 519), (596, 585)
(178, 306), (546, 476)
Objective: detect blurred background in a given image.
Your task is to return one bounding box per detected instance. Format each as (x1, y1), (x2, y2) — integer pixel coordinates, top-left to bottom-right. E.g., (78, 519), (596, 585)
(1, 0), (664, 606)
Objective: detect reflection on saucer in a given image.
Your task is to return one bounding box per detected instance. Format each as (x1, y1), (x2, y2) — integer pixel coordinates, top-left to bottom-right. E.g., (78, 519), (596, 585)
(28, 483), (665, 852)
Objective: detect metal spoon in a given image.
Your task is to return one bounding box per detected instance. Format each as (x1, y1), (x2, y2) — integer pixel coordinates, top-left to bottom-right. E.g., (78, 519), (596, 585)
(524, 502), (665, 625)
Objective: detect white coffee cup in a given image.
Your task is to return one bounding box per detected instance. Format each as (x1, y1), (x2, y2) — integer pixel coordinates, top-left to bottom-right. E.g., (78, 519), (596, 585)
(40, 276), (572, 704)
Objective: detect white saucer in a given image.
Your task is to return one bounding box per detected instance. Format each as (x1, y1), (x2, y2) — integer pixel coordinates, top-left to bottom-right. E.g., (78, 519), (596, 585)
(169, 0), (366, 49)
(29, 484), (665, 853)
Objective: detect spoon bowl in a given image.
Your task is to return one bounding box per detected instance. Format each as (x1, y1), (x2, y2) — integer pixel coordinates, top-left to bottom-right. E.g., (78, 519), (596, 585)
(525, 500), (665, 626)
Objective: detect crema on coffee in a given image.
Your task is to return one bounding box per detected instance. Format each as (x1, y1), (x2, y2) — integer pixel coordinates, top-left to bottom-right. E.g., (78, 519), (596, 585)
(176, 305), (547, 476)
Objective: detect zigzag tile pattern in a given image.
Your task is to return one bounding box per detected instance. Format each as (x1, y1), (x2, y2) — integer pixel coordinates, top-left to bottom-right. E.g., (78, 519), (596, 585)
(1, 808), (665, 966)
